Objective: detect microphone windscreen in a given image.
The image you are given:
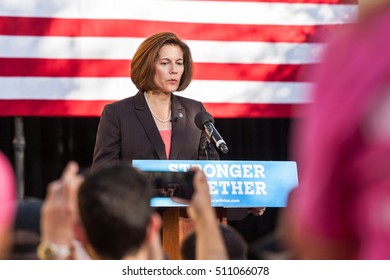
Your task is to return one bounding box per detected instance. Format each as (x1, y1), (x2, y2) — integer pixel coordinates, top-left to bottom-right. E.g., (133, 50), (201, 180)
(194, 111), (214, 130)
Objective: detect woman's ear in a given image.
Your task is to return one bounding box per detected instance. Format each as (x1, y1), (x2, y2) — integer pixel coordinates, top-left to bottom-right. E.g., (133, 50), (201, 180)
(146, 212), (162, 241)
(145, 212), (164, 260)
(73, 220), (87, 244)
(72, 220), (98, 259)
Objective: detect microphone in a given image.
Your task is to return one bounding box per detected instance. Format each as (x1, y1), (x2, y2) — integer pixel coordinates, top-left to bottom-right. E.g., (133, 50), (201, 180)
(171, 113), (183, 123)
(194, 111), (229, 154)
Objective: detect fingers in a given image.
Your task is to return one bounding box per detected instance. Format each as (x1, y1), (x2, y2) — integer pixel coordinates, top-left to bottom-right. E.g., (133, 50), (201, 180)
(60, 161), (84, 208)
(186, 168), (213, 221)
(248, 207), (266, 216)
(172, 168), (209, 205)
(43, 161), (83, 213)
(61, 161), (79, 183)
(41, 161), (84, 246)
(190, 167), (209, 196)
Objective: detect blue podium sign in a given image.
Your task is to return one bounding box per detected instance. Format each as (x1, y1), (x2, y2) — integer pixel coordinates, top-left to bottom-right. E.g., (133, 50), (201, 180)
(132, 160), (298, 208)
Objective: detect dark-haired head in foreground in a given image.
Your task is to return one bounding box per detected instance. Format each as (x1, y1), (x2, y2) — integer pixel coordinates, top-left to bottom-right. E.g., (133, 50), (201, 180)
(78, 163), (161, 259)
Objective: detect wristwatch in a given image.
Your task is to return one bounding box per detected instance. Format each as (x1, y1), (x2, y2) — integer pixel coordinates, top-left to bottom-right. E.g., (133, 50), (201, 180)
(37, 242), (71, 260)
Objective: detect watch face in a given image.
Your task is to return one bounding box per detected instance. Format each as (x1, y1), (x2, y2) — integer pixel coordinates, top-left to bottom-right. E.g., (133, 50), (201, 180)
(37, 243), (71, 260)
(43, 246), (54, 259)
(37, 243), (53, 260)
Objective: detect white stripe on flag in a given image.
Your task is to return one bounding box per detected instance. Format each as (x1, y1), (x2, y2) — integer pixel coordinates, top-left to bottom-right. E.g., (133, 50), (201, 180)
(0, 77), (312, 104)
(0, 0), (357, 25)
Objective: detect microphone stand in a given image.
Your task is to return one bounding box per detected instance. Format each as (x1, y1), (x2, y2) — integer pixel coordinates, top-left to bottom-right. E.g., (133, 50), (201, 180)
(13, 116), (25, 200)
(202, 139), (212, 161)
(202, 135), (226, 228)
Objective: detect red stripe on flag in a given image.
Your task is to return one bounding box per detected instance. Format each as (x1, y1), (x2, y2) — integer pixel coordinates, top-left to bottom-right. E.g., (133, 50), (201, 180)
(0, 100), (108, 117)
(203, 102), (307, 118)
(0, 58), (129, 78)
(0, 16), (346, 43)
(194, 63), (313, 82)
(0, 58), (313, 82)
(0, 99), (307, 118)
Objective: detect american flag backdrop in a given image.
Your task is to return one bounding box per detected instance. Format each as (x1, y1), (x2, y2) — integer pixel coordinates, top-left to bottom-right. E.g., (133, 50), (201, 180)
(0, 0), (357, 118)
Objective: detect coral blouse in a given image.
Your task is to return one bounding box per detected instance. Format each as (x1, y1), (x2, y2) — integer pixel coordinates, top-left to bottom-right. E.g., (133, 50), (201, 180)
(159, 129), (172, 159)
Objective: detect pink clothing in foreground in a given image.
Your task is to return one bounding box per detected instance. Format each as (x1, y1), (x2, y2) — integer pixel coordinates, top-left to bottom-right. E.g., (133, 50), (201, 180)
(159, 129), (172, 159)
(0, 152), (16, 231)
(290, 7), (390, 259)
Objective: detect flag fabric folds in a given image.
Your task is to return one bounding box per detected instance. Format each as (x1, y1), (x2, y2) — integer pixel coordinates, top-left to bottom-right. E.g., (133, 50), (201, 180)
(0, 0), (357, 118)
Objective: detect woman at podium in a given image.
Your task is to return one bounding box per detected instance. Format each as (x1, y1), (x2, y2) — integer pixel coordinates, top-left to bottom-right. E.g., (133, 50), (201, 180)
(91, 32), (219, 171)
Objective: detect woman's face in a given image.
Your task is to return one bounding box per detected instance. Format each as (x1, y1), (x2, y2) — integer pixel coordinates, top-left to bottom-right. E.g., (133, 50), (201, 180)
(153, 44), (184, 94)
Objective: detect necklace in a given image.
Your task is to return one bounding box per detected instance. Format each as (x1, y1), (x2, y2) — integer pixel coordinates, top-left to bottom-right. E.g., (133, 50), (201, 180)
(144, 92), (172, 123)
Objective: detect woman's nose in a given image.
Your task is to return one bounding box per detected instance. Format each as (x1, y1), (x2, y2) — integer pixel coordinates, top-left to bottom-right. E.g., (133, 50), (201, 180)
(170, 65), (178, 73)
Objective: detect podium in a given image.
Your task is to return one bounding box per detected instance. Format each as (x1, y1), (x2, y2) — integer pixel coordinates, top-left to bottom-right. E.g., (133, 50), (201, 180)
(133, 160), (298, 260)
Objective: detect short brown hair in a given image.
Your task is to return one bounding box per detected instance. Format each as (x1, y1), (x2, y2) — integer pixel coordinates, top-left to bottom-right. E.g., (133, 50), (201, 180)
(131, 32), (193, 92)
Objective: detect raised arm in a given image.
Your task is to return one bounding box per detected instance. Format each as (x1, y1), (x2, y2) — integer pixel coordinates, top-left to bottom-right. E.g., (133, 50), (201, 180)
(186, 168), (227, 260)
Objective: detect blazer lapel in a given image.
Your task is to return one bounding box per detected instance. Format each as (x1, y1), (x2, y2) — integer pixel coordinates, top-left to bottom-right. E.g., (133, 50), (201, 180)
(134, 91), (167, 159)
(170, 94), (185, 160)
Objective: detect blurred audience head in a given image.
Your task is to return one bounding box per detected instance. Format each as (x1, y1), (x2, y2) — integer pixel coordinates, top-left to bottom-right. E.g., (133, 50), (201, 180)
(180, 224), (248, 260)
(287, 3), (390, 259)
(11, 198), (42, 259)
(0, 151), (16, 259)
(77, 163), (159, 259)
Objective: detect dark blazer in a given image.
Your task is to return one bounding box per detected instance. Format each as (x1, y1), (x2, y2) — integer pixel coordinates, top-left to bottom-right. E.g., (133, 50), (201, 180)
(92, 91), (219, 170)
